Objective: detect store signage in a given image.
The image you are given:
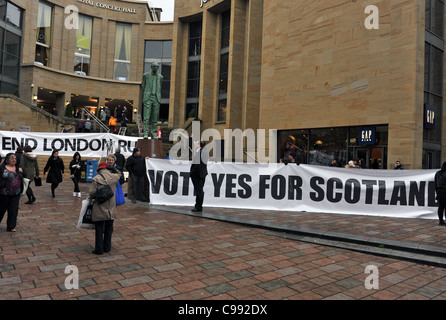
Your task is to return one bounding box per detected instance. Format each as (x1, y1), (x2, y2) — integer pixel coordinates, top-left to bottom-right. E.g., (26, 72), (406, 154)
(424, 104), (436, 129)
(77, 0), (136, 14)
(200, 0), (211, 8)
(358, 127), (376, 145)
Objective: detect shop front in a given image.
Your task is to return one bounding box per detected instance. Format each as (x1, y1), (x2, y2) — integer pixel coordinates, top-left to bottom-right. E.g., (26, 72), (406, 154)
(278, 125), (389, 169)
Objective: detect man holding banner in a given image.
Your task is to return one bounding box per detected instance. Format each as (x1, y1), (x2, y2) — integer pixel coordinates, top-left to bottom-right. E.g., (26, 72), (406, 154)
(190, 140), (208, 212)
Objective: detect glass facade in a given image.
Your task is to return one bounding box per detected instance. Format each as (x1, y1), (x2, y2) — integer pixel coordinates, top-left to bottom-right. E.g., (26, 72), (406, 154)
(278, 125), (388, 169)
(424, 0), (444, 169)
(217, 10), (230, 122)
(185, 21), (202, 120)
(74, 14), (93, 76)
(35, 1), (52, 67)
(0, 0), (22, 94)
(144, 40), (172, 122)
(114, 23), (132, 81)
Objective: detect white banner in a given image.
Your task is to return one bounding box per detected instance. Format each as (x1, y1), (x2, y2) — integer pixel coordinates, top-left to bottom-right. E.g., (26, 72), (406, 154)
(0, 130), (140, 158)
(146, 159), (438, 220)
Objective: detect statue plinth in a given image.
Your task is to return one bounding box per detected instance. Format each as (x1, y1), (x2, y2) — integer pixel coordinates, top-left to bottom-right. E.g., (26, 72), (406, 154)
(136, 138), (164, 159)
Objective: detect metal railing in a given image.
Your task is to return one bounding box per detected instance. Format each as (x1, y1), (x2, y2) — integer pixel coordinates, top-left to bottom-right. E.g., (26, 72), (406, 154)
(83, 108), (109, 132)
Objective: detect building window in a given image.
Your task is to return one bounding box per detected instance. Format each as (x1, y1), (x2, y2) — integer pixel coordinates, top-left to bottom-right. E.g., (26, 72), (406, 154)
(35, 1), (52, 66)
(424, 43), (443, 144)
(114, 23), (132, 81)
(74, 15), (92, 76)
(144, 40), (172, 122)
(185, 21), (202, 120)
(2, 1), (21, 29)
(426, 0), (444, 38)
(424, 0), (444, 168)
(217, 10), (230, 122)
(0, 0), (22, 94)
(278, 126), (388, 169)
(189, 21), (202, 57)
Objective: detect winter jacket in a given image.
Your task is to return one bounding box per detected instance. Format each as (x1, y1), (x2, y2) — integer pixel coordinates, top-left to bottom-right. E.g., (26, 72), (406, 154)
(125, 154), (146, 176)
(21, 152), (39, 180)
(435, 168), (446, 202)
(70, 152), (82, 180)
(88, 167), (121, 222)
(44, 156), (65, 184)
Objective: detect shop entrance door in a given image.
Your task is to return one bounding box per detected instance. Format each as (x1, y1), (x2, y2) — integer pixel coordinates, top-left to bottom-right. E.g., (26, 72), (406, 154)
(353, 147), (386, 169)
(355, 148), (370, 168)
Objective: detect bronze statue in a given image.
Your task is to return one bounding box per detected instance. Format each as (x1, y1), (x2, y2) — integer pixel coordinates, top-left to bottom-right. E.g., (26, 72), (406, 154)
(141, 61), (163, 139)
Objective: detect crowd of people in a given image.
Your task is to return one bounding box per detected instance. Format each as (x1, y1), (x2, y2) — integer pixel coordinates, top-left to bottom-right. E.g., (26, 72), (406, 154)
(72, 106), (130, 135)
(3, 138), (446, 256)
(0, 143), (168, 255)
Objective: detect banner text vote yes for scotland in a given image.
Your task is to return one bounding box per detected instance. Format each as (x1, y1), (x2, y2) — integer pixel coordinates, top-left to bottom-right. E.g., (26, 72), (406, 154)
(147, 159), (438, 220)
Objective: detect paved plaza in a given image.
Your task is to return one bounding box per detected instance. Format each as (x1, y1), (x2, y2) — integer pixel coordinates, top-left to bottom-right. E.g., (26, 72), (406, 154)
(1, 179), (446, 302)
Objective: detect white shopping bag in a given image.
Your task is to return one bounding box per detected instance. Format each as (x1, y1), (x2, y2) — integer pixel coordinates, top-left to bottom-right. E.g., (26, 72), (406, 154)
(20, 178), (31, 197)
(77, 199), (95, 229)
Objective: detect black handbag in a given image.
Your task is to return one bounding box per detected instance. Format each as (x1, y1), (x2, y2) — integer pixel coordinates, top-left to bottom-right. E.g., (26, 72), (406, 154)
(95, 173), (114, 204)
(34, 177), (42, 187)
(82, 204), (94, 224)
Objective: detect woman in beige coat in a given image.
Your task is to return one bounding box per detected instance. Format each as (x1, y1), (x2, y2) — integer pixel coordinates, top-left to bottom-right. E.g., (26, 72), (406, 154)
(89, 162), (121, 255)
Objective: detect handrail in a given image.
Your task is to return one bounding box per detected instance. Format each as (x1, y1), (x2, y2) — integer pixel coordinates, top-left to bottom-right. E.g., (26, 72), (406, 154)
(136, 114), (144, 137)
(83, 108), (109, 132)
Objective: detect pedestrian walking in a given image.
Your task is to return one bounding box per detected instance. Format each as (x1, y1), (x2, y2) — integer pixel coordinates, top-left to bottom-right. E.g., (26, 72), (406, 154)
(70, 152), (82, 198)
(435, 161), (446, 225)
(0, 153), (24, 232)
(84, 118), (92, 133)
(21, 145), (39, 204)
(43, 150), (65, 198)
(109, 116), (117, 133)
(15, 146), (23, 168)
(125, 148), (149, 203)
(88, 161), (121, 255)
(105, 106), (111, 124)
(190, 139), (208, 212)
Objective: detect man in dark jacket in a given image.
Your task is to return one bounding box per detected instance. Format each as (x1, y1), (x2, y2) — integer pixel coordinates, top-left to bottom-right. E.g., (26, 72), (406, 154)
(114, 148), (126, 184)
(190, 140), (208, 212)
(125, 148), (148, 203)
(114, 148), (126, 171)
(435, 161), (446, 225)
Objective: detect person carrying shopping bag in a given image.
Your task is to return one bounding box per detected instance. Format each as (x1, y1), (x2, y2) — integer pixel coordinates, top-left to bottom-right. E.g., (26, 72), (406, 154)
(21, 145), (39, 204)
(88, 161), (121, 255)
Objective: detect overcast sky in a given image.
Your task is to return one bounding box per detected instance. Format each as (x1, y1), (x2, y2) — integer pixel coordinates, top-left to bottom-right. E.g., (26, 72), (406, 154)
(147, 0), (175, 21)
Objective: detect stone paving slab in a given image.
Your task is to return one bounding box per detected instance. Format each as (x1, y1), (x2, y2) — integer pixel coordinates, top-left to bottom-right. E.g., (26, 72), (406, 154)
(0, 180), (446, 303)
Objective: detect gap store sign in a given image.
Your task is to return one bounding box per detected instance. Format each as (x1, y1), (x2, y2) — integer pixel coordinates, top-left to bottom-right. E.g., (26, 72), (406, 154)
(359, 127), (376, 145)
(424, 104), (436, 130)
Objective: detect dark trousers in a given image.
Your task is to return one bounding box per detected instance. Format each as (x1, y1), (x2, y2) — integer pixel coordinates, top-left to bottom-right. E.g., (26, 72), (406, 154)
(26, 181), (35, 201)
(191, 176), (206, 210)
(130, 174), (148, 201)
(94, 220), (114, 254)
(72, 177), (80, 193)
(0, 194), (20, 231)
(51, 183), (59, 195)
(439, 201), (446, 223)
